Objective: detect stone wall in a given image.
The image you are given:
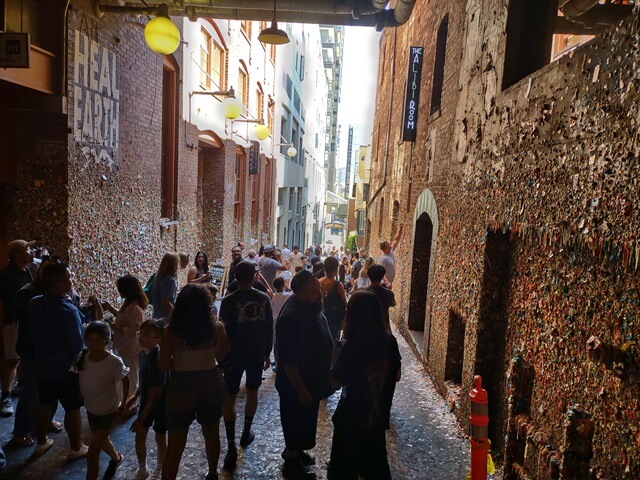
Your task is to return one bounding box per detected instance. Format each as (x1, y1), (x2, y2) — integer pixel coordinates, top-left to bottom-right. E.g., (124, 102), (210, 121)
(369, 0), (640, 476)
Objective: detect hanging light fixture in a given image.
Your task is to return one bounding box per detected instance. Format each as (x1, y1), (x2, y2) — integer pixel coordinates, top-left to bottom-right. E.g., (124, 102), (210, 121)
(287, 146), (297, 158)
(258, 0), (290, 45)
(254, 124), (271, 140)
(144, 4), (180, 54)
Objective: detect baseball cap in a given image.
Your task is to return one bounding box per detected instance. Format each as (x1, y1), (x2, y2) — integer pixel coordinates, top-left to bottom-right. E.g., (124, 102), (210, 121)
(7, 240), (36, 258)
(264, 244), (275, 253)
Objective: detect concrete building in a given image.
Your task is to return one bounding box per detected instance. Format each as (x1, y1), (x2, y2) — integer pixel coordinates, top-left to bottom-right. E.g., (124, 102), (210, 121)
(367, 1), (639, 478)
(273, 23), (328, 250)
(320, 25), (344, 195)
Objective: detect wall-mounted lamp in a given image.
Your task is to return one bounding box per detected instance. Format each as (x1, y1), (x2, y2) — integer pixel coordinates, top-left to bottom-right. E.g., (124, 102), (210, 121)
(144, 4), (180, 54)
(189, 87), (244, 120)
(233, 118), (270, 140)
(258, 0), (290, 45)
(274, 143), (297, 158)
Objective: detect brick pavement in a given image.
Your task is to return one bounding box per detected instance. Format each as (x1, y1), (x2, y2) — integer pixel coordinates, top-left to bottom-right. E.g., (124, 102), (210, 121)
(0, 329), (469, 479)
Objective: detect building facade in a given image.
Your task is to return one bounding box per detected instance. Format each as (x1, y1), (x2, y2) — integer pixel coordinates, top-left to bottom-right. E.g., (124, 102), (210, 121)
(0, 1), (279, 303)
(320, 25), (344, 195)
(367, 1), (640, 478)
(273, 23), (328, 250)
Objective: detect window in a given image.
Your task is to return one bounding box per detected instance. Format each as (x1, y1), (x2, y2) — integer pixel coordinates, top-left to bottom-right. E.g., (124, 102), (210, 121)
(241, 20), (252, 39)
(235, 148), (246, 226)
(199, 28), (211, 89)
(430, 16), (448, 114)
(262, 159), (272, 233)
(278, 187), (285, 206)
(238, 62), (249, 108)
(210, 41), (224, 89)
(251, 170), (260, 226)
(161, 57), (179, 218)
(289, 188), (296, 211)
(502, 0), (557, 90)
(256, 83), (264, 121)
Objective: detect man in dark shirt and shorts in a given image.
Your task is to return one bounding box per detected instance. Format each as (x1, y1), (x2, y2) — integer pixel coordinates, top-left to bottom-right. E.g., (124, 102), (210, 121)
(366, 264), (396, 331)
(219, 261), (273, 470)
(276, 269), (334, 478)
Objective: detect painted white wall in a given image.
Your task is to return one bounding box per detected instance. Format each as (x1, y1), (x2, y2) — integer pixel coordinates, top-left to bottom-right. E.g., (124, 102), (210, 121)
(181, 18), (276, 157)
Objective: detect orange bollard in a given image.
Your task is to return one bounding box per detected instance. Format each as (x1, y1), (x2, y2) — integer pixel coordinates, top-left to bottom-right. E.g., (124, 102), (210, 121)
(469, 375), (489, 480)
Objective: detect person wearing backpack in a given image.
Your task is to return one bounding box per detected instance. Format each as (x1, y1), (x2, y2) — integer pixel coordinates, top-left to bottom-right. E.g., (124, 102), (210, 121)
(320, 257), (347, 342)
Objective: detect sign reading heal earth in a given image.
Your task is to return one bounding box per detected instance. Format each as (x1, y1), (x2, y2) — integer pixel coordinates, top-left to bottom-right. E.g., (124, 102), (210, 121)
(73, 30), (120, 169)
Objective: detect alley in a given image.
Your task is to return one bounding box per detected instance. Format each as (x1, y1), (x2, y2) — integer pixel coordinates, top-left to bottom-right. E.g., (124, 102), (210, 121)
(0, 328), (469, 480)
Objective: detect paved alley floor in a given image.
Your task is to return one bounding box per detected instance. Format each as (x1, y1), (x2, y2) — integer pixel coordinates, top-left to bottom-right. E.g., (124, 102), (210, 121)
(0, 329), (470, 479)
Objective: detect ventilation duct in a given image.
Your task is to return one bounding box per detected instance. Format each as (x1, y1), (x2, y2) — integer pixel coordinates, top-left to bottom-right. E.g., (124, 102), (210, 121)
(93, 0), (417, 29)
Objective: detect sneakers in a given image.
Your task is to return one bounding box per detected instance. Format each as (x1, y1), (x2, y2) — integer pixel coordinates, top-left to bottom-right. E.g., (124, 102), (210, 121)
(103, 453), (123, 480)
(239, 430), (255, 448)
(222, 446), (237, 470)
(282, 457), (316, 479)
(66, 444), (89, 461)
(0, 397), (14, 417)
(281, 449), (316, 466)
(32, 438), (54, 458)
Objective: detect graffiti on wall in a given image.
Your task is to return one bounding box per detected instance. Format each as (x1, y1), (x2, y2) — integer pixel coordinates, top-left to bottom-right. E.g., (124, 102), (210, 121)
(73, 30), (120, 169)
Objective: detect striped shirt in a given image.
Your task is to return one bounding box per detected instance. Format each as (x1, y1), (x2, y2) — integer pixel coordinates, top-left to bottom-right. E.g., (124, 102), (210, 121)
(112, 303), (144, 359)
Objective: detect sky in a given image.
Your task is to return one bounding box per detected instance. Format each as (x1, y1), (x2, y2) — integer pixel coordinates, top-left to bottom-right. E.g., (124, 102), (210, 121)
(336, 27), (381, 177)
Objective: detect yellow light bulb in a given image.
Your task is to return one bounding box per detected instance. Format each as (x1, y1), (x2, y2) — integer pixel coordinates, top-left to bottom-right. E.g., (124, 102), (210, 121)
(255, 124), (270, 140)
(144, 16), (180, 55)
(222, 97), (243, 120)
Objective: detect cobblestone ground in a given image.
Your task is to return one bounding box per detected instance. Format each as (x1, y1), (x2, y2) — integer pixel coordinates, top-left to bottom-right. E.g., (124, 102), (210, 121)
(0, 329), (469, 479)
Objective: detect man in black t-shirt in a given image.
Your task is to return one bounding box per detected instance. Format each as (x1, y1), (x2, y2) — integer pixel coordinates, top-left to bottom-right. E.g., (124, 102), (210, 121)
(276, 269), (334, 478)
(366, 265), (396, 331)
(226, 245), (243, 290)
(219, 261), (273, 470)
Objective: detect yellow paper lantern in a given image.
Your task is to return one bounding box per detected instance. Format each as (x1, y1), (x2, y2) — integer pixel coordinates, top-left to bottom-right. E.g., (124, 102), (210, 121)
(255, 124), (270, 140)
(222, 96), (243, 120)
(144, 16), (180, 55)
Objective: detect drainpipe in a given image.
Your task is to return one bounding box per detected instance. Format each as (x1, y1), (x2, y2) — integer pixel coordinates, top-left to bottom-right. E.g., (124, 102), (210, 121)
(367, 26), (397, 210)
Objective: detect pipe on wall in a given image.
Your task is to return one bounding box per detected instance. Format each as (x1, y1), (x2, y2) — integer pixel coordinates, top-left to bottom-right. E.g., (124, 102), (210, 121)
(93, 1), (415, 29)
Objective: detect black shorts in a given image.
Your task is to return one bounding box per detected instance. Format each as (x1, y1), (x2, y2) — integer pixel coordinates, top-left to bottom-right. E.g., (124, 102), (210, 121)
(87, 411), (117, 431)
(166, 370), (225, 430)
(224, 359), (264, 395)
(140, 398), (168, 434)
(37, 372), (83, 410)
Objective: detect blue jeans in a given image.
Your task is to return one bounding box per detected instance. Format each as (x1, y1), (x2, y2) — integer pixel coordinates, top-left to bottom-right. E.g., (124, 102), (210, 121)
(12, 353), (56, 436)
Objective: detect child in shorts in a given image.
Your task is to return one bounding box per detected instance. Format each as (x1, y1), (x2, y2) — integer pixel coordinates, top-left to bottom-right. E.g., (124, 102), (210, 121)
(74, 321), (129, 480)
(126, 320), (168, 479)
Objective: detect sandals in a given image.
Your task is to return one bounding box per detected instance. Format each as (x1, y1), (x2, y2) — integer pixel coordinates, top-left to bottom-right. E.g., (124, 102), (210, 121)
(48, 421), (63, 433)
(10, 435), (34, 447)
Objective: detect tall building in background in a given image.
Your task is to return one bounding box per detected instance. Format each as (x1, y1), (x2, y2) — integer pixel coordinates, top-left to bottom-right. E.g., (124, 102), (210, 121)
(274, 23), (329, 249)
(320, 25), (344, 195)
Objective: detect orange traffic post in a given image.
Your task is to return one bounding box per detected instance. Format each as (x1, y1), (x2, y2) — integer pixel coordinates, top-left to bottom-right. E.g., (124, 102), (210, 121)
(469, 375), (489, 480)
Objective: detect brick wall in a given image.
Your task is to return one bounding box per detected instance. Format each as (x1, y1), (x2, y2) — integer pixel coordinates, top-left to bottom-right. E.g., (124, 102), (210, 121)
(369, 1), (640, 476)
(65, 0), (199, 299)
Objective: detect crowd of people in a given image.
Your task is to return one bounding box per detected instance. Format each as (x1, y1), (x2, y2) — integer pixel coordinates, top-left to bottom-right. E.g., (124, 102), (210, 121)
(0, 229), (403, 480)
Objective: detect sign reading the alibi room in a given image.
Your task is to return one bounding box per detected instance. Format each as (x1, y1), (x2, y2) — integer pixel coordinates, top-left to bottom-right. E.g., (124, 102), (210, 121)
(73, 30), (120, 169)
(402, 46), (424, 143)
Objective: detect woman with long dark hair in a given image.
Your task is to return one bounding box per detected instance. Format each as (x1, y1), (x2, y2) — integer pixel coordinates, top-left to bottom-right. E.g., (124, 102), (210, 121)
(152, 253), (179, 322)
(327, 290), (401, 480)
(102, 275), (148, 415)
(187, 250), (212, 284)
(159, 284), (228, 480)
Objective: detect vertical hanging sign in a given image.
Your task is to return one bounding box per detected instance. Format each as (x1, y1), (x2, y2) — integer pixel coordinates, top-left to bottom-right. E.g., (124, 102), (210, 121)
(402, 46), (424, 142)
(249, 141), (260, 175)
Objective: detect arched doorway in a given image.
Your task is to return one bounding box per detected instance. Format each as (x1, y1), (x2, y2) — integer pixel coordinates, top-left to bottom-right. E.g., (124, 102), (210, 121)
(407, 190), (439, 357)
